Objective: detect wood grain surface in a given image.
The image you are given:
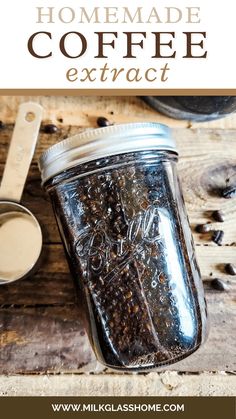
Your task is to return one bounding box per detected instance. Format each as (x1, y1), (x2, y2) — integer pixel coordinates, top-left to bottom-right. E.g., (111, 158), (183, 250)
(0, 96), (235, 376)
(1, 373), (236, 397)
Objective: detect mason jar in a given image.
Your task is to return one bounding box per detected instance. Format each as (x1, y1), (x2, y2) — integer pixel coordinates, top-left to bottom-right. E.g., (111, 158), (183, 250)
(39, 123), (208, 370)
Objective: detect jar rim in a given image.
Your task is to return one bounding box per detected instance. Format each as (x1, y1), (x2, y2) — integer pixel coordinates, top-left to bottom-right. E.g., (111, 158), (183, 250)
(39, 122), (178, 184)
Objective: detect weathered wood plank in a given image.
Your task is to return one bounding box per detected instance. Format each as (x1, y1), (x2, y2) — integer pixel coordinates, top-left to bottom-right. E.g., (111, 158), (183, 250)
(0, 306), (96, 374)
(0, 290), (235, 373)
(0, 246), (235, 373)
(0, 372), (235, 396)
(0, 95), (236, 129)
(0, 96), (187, 128)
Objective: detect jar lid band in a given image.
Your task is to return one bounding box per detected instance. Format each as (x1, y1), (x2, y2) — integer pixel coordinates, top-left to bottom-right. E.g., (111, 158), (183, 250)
(39, 122), (178, 184)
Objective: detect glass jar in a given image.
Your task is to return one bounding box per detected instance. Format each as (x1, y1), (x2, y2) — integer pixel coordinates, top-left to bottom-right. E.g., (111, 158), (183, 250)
(39, 123), (208, 370)
(141, 96), (236, 121)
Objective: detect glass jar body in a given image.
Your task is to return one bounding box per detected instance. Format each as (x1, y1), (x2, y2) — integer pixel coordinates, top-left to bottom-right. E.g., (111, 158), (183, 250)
(45, 151), (208, 370)
(142, 96), (236, 121)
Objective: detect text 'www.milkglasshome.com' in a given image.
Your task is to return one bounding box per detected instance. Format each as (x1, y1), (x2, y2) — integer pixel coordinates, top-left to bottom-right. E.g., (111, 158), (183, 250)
(51, 403), (185, 413)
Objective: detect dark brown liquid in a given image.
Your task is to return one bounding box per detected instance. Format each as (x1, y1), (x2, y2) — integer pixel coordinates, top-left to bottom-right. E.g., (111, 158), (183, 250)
(46, 151), (207, 370)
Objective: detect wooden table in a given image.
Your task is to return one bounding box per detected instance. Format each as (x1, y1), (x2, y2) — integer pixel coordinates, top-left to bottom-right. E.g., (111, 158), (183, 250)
(0, 96), (235, 396)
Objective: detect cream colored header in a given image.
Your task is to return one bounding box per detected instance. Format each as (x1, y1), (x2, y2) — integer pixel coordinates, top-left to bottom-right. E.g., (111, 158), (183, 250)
(0, 0), (235, 90)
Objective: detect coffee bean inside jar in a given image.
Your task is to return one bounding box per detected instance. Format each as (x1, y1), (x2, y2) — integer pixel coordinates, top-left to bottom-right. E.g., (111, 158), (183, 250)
(39, 123), (208, 370)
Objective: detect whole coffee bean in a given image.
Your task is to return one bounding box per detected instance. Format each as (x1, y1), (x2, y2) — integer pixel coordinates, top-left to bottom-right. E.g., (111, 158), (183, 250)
(211, 278), (228, 292)
(212, 230), (224, 246)
(212, 210), (225, 223)
(195, 223), (211, 234)
(43, 124), (58, 134)
(225, 263), (236, 276)
(97, 116), (112, 127)
(222, 186), (236, 199)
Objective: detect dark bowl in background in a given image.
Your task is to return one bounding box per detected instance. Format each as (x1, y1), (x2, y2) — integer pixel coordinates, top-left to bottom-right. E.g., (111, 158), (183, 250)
(141, 96), (236, 122)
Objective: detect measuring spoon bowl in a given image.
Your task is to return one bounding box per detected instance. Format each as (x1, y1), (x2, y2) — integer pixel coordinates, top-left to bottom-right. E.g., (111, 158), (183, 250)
(0, 201), (43, 284)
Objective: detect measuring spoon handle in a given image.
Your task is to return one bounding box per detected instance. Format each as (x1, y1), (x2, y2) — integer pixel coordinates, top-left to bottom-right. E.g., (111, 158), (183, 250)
(0, 102), (43, 202)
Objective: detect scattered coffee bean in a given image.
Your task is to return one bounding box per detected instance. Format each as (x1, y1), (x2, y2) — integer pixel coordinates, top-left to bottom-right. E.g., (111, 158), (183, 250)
(211, 230), (224, 246)
(222, 186), (236, 199)
(0, 120), (5, 130)
(225, 263), (236, 276)
(96, 116), (112, 127)
(195, 223), (211, 234)
(212, 210), (225, 223)
(43, 124), (58, 134)
(211, 278), (228, 292)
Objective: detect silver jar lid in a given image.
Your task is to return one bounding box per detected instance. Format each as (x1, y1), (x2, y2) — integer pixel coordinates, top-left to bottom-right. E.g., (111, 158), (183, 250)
(39, 122), (178, 184)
